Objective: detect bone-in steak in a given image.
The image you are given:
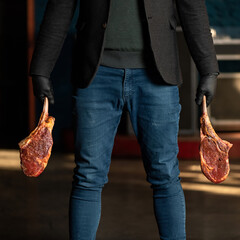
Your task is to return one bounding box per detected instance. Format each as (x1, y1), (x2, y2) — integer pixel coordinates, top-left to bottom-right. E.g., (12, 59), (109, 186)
(19, 98), (55, 177)
(200, 96), (232, 184)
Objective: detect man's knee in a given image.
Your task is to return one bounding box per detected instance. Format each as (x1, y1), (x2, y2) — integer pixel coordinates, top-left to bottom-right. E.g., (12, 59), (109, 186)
(151, 177), (183, 198)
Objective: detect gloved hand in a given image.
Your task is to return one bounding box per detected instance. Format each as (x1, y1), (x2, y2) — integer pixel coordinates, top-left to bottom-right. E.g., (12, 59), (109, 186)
(195, 73), (218, 107)
(32, 75), (54, 105)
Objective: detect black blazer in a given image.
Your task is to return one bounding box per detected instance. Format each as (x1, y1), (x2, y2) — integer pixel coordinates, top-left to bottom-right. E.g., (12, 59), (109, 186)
(30, 0), (219, 88)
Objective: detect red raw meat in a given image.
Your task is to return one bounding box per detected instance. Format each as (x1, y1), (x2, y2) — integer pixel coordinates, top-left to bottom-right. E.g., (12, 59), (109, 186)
(200, 96), (232, 183)
(18, 97), (55, 177)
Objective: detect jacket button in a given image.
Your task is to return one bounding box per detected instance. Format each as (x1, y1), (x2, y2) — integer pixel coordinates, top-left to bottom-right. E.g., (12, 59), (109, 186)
(102, 22), (107, 29)
(148, 16), (152, 20)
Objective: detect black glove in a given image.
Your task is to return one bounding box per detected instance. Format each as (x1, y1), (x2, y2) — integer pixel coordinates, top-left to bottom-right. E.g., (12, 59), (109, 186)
(195, 73), (218, 107)
(32, 75), (54, 105)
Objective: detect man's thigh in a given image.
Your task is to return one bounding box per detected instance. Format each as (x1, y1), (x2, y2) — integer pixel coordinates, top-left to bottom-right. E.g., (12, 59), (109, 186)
(130, 74), (181, 187)
(72, 66), (124, 188)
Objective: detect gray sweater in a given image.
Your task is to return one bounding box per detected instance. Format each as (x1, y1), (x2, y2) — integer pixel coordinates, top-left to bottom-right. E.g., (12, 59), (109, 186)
(101, 0), (151, 68)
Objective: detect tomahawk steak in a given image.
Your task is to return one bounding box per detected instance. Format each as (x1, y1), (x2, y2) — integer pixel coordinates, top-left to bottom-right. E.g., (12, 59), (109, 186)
(19, 97), (55, 177)
(200, 96), (232, 184)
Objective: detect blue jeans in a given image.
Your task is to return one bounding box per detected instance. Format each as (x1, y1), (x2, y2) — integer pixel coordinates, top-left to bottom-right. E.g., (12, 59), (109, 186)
(69, 65), (186, 240)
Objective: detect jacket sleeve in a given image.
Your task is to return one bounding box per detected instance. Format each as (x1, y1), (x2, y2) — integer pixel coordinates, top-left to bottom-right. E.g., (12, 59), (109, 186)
(30, 0), (78, 78)
(176, 0), (219, 76)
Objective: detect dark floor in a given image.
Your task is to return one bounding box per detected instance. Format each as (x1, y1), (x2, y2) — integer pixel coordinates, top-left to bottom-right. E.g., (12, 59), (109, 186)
(0, 150), (240, 240)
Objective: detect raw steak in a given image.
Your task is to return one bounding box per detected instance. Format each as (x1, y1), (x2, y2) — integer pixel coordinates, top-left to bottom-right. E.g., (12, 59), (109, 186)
(200, 96), (232, 184)
(19, 97), (55, 177)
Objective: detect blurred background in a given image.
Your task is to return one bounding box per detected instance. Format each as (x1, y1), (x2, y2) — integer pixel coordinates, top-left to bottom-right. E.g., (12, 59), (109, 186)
(0, 0), (240, 239)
